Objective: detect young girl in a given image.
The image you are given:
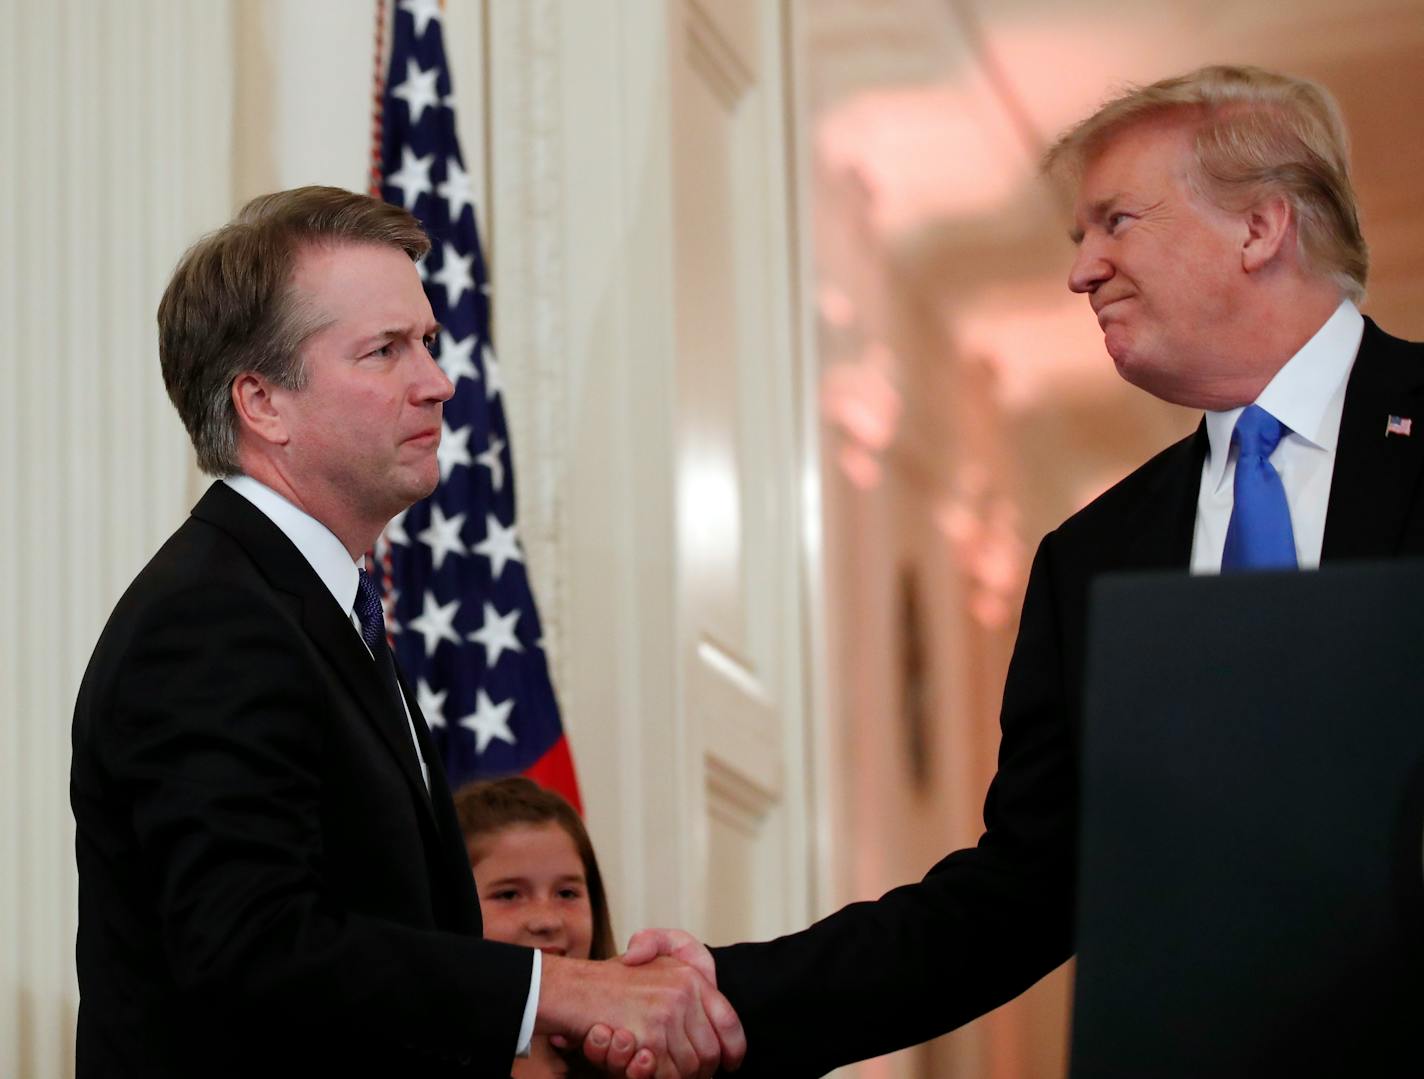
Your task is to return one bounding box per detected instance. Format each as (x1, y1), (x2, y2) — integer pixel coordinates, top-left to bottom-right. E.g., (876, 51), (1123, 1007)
(454, 777), (614, 1079)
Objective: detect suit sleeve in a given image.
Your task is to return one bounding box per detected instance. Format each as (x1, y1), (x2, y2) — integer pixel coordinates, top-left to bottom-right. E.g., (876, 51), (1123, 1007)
(98, 579), (531, 1070)
(712, 535), (1077, 1077)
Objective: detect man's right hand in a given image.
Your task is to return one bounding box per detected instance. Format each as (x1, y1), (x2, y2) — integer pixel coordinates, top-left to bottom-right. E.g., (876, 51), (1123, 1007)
(538, 951), (743, 1079)
(619, 929), (717, 986)
(583, 929), (729, 1077)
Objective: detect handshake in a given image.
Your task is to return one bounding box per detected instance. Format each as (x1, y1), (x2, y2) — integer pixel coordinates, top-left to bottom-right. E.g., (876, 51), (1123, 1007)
(538, 929), (742, 1079)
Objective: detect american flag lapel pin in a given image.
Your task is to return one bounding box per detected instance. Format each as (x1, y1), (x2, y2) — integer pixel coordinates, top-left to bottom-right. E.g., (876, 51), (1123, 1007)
(1385, 414), (1413, 437)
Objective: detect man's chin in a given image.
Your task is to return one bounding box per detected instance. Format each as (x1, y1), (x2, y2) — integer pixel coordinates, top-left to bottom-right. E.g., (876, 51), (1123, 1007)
(1102, 323), (1135, 365)
(1106, 345), (1165, 398)
(391, 467), (441, 512)
(1103, 333), (1159, 389)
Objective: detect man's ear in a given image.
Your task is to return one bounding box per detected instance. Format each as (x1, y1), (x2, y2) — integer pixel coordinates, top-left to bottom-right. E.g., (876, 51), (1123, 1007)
(232, 373), (292, 447)
(1241, 194), (1293, 274)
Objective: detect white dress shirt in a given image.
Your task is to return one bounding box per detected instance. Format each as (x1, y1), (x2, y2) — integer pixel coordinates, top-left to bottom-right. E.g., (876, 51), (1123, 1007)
(1191, 300), (1364, 574)
(222, 475), (540, 1056)
(223, 474), (432, 789)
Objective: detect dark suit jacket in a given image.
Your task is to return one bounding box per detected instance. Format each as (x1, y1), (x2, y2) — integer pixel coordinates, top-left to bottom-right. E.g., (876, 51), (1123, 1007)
(712, 318), (1424, 1077)
(71, 482), (532, 1077)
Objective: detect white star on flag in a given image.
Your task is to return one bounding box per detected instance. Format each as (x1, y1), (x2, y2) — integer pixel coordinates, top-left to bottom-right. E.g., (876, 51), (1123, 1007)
(476, 435), (506, 492)
(437, 420), (473, 481)
(407, 590), (462, 657)
(438, 330), (479, 386)
(399, 0), (442, 39)
(392, 58), (441, 124)
(377, 508), (411, 560)
(468, 601), (524, 668)
(473, 514), (523, 581)
(385, 147), (434, 211)
(416, 504), (467, 570)
(433, 242), (475, 308)
(385, 508), (411, 546)
(437, 157), (477, 222)
(416, 678), (449, 729)
(483, 343), (503, 401)
(460, 689), (517, 754)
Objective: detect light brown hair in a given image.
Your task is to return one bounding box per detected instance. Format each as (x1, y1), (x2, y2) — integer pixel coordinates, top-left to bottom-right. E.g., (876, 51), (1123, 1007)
(454, 777), (616, 961)
(1044, 64), (1368, 301)
(157, 186), (431, 475)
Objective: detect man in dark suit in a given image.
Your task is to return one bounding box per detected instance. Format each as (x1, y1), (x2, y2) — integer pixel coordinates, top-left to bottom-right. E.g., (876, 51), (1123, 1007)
(608, 64), (1424, 1077)
(72, 187), (743, 1079)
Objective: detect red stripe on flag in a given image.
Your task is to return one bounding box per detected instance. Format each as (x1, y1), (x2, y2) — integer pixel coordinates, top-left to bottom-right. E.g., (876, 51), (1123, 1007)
(523, 737), (583, 815)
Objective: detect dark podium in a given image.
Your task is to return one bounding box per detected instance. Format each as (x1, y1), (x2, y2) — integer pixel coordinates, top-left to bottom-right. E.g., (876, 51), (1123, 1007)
(1071, 562), (1424, 1078)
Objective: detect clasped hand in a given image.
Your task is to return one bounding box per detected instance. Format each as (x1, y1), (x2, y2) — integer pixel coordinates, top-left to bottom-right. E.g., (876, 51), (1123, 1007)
(541, 929), (737, 1079)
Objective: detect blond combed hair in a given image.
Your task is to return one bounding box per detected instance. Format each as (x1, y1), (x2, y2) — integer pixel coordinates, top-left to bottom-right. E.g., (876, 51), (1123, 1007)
(1044, 65), (1368, 302)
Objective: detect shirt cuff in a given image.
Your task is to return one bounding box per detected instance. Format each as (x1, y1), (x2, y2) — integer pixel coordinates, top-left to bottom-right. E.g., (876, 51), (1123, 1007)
(516, 948), (540, 1058)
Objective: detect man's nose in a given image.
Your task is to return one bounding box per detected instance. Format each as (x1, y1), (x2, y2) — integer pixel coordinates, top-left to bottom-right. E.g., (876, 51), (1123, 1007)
(1068, 239), (1112, 295)
(419, 346), (456, 403)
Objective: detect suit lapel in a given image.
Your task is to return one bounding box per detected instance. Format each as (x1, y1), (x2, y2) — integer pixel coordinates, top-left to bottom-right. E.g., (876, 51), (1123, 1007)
(397, 664), (484, 934)
(300, 600), (438, 822)
(191, 483), (440, 833)
(1322, 319), (1424, 561)
(1126, 421), (1208, 571)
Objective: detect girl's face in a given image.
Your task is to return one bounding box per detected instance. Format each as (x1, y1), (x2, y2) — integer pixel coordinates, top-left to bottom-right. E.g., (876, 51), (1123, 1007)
(470, 822), (594, 960)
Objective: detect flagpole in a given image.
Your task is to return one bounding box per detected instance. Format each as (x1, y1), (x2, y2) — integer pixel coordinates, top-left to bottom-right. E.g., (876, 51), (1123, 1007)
(368, 0), (389, 198)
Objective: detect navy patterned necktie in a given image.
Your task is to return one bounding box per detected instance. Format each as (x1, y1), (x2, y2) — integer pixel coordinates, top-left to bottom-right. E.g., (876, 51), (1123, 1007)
(354, 568), (429, 792)
(1221, 404), (1298, 572)
(354, 569), (387, 651)
(354, 569), (405, 715)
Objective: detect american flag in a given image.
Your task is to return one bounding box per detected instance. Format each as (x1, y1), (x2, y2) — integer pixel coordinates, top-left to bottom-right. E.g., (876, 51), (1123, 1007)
(1386, 414), (1413, 438)
(369, 0), (581, 809)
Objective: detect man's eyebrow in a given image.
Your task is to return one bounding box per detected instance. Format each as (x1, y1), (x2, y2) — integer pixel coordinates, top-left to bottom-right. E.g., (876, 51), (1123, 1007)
(1067, 194), (1122, 244)
(356, 322), (442, 348)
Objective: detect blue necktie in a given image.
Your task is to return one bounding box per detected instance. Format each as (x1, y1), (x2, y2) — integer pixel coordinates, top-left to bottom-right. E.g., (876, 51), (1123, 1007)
(1221, 404), (1297, 572)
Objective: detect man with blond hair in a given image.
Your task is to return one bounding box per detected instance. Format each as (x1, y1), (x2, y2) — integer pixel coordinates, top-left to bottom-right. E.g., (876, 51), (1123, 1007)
(72, 187), (743, 1079)
(613, 65), (1424, 1076)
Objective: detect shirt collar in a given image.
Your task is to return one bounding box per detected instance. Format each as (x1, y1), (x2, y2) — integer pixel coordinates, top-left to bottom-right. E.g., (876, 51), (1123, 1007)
(1202, 299), (1363, 492)
(222, 475), (362, 615)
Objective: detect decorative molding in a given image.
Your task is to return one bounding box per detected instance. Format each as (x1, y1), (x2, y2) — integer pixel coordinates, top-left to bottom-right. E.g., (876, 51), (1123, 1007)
(685, 0), (756, 110)
(705, 753), (778, 835)
(487, 0), (573, 715)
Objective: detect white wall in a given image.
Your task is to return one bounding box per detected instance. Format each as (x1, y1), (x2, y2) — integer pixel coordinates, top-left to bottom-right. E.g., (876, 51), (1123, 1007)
(1, 3), (235, 1076)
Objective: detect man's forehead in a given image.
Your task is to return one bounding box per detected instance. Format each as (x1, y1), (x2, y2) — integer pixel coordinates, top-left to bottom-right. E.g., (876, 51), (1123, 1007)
(1073, 120), (1194, 203)
(1083, 114), (1196, 173)
(290, 241), (434, 329)
(291, 238), (419, 280)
